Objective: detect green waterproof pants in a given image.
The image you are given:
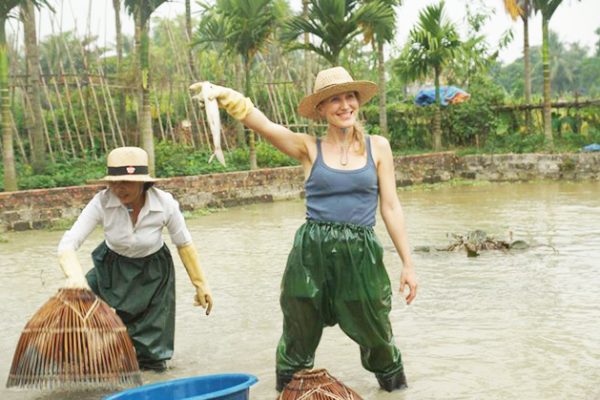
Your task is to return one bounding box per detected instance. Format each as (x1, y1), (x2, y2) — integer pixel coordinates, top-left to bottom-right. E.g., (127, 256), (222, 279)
(86, 242), (176, 364)
(276, 220), (403, 380)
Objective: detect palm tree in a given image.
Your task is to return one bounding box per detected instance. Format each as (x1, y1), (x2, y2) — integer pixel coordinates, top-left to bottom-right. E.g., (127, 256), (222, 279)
(281, 0), (391, 66)
(359, 0), (399, 138)
(394, 1), (460, 151)
(504, 0), (533, 133)
(531, 0), (580, 146)
(124, 0), (169, 174)
(194, 0), (283, 170)
(1, 0), (51, 191)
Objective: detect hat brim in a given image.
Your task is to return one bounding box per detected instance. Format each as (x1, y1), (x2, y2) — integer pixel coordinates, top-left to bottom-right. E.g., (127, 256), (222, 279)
(298, 81), (378, 120)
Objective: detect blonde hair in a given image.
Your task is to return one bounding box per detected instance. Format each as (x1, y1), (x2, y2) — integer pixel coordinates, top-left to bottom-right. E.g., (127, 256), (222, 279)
(351, 121), (366, 155)
(351, 91), (366, 155)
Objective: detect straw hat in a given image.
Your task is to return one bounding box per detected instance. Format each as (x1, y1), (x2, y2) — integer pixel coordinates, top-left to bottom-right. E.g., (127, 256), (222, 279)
(298, 66), (378, 120)
(98, 147), (159, 182)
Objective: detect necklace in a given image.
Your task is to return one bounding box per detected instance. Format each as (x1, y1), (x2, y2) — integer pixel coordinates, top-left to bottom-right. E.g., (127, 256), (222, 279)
(340, 143), (349, 166)
(339, 127), (350, 166)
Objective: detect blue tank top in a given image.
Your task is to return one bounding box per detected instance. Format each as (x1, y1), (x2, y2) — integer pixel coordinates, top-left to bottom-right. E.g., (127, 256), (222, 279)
(305, 135), (379, 227)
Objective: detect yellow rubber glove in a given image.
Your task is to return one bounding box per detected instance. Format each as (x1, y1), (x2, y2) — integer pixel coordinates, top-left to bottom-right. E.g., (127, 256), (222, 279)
(178, 243), (213, 315)
(189, 81), (254, 120)
(58, 250), (90, 289)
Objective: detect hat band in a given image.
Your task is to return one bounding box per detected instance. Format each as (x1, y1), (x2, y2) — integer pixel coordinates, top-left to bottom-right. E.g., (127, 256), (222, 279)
(315, 82), (350, 93)
(107, 165), (149, 176)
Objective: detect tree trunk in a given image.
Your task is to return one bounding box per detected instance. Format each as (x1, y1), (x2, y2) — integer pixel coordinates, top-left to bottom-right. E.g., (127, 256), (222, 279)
(235, 57), (245, 147)
(113, 0), (126, 135)
(541, 16), (553, 146)
(522, 11), (531, 134)
(1, 17), (17, 191)
(376, 39), (388, 138)
(21, 2), (46, 173)
(303, 0), (314, 135)
(139, 17), (155, 173)
(185, 0), (197, 80)
(433, 67), (442, 151)
(132, 8), (142, 146)
(244, 59), (257, 170)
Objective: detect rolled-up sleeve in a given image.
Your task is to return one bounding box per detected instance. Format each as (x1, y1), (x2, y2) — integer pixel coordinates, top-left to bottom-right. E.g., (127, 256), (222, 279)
(57, 194), (103, 253)
(164, 194), (192, 247)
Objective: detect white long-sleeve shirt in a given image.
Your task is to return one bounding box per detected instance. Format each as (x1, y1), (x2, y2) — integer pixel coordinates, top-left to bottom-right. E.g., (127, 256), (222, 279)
(58, 187), (192, 258)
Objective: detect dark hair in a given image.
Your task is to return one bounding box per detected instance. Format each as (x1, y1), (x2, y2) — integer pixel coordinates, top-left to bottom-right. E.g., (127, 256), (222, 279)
(143, 182), (155, 192)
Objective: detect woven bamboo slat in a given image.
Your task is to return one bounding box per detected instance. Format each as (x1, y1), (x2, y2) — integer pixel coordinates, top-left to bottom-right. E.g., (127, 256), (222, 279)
(6, 288), (142, 390)
(278, 369), (363, 400)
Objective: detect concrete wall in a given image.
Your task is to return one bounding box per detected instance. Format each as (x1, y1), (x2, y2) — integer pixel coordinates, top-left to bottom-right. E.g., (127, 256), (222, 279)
(1, 153), (599, 232)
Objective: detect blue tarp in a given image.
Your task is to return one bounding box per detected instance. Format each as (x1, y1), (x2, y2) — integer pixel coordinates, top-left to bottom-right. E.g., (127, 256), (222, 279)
(582, 143), (600, 152)
(414, 86), (470, 106)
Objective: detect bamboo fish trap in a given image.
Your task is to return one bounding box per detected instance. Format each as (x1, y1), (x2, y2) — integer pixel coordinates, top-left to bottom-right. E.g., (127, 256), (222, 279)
(6, 288), (142, 389)
(278, 369), (363, 400)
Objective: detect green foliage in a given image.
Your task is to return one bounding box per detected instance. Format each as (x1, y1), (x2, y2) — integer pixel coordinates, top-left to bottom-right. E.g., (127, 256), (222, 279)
(442, 75), (506, 146)
(0, 140), (298, 191)
(0, 158), (106, 191)
(363, 102), (431, 150)
(493, 28), (600, 97)
(154, 139), (297, 177)
(483, 132), (548, 153)
(281, 0), (392, 65)
(394, 1), (460, 85)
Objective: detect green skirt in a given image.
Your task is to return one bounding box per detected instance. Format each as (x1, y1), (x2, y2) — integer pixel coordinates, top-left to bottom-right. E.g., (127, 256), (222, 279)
(86, 241), (176, 364)
(276, 220), (403, 380)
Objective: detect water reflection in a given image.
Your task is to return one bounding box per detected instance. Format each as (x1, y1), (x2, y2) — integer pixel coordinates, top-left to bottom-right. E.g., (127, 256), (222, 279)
(1, 181), (599, 399)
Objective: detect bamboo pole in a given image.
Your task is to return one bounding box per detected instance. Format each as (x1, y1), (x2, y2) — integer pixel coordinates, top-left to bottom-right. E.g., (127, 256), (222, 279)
(152, 83), (165, 141)
(58, 62), (85, 156)
(39, 64), (66, 158)
(60, 36), (96, 158)
(77, 39), (108, 153)
(18, 84), (34, 155)
(41, 98), (55, 163)
(48, 68), (77, 157)
(10, 111), (28, 163)
(164, 21), (205, 148)
(96, 64), (125, 147)
(166, 82), (175, 142)
(96, 69), (119, 149)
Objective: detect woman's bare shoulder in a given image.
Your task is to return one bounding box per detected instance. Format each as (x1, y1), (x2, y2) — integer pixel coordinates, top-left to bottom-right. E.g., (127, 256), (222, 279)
(369, 134), (391, 149)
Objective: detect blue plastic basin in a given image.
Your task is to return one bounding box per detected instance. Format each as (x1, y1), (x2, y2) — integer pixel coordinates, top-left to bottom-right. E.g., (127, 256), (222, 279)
(104, 373), (258, 400)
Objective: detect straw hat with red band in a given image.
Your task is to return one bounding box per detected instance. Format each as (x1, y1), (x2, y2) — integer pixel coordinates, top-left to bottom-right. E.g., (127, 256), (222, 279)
(298, 66), (378, 120)
(98, 147), (160, 182)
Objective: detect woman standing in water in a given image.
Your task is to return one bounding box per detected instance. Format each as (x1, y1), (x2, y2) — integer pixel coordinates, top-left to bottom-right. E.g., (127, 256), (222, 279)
(192, 66), (417, 392)
(57, 146), (213, 372)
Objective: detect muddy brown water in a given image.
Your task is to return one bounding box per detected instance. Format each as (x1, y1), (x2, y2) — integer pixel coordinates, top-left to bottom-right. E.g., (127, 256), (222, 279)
(1, 181), (599, 399)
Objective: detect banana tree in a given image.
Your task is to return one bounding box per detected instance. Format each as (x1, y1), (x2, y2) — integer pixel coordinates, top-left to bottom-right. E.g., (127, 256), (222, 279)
(124, 0), (169, 174)
(359, 0), (399, 138)
(194, 0), (283, 170)
(531, 0), (580, 146)
(394, 1), (460, 151)
(1, 0), (51, 191)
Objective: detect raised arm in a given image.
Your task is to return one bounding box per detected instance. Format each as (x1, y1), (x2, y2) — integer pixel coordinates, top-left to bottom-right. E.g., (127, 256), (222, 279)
(373, 135), (418, 304)
(191, 82), (312, 163)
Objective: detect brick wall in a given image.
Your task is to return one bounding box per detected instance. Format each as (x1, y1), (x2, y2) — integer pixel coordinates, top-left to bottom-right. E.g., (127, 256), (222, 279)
(1, 153), (599, 231)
